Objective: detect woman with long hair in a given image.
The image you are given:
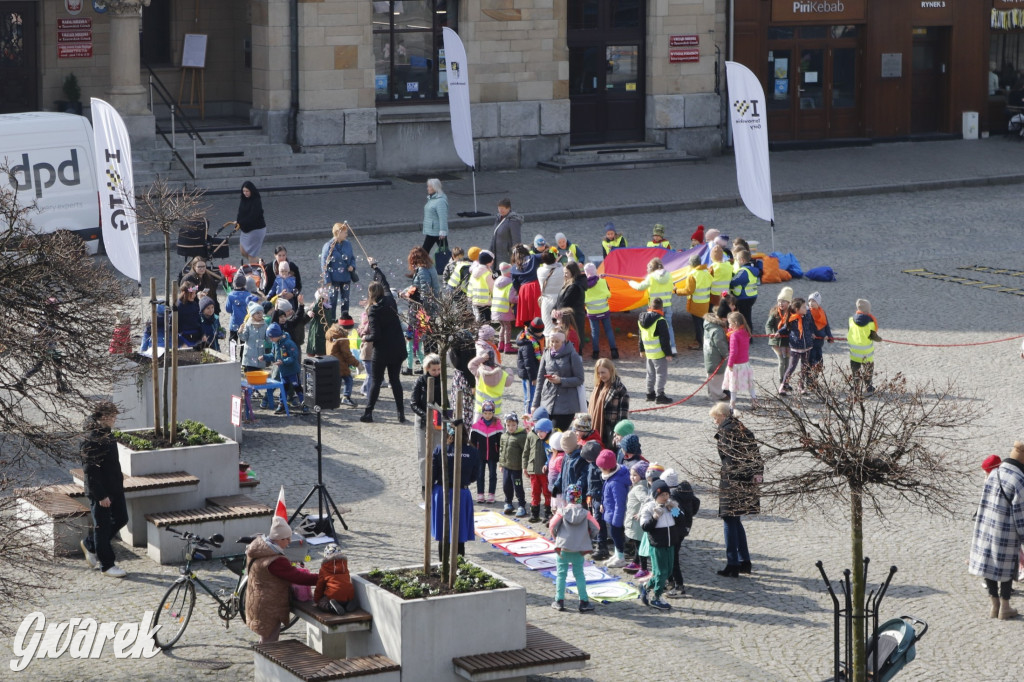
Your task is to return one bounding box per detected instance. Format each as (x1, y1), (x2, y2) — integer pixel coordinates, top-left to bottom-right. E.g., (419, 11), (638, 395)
(555, 261), (587, 341)
(587, 359), (630, 447)
(360, 282), (408, 423)
(710, 402), (762, 577)
(236, 181), (267, 264)
(320, 222), (357, 317)
(185, 256), (223, 314)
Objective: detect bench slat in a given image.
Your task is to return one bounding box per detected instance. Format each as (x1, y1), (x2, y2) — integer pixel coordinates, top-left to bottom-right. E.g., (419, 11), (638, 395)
(254, 640), (398, 681)
(453, 623), (589, 676)
(18, 491), (90, 519)
(291, 601), (372, 628)
(146, 494), (273, 527)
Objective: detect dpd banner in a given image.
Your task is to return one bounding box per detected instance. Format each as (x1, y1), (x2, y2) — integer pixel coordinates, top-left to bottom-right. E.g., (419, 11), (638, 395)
(442, 27), (475, 168)
(725, 61), (774, 224)
(91, 97), (140, 283)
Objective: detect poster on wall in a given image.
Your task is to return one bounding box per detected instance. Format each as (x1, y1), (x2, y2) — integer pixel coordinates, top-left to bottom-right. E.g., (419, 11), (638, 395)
(57, 17), (92, 59)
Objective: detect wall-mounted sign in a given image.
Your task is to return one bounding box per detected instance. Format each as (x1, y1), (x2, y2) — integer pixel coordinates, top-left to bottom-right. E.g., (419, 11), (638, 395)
(670, 35), (698, 47)
(881, 52), (902, 78)
(57, 17), (91, 59)
(771, 0), (867, 23)
(670, 48), (700, 63)
(912, 0), (952, 20)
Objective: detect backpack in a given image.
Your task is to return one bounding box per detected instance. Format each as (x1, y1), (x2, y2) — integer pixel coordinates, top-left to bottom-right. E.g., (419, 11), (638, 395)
(669, 482), (701, 538)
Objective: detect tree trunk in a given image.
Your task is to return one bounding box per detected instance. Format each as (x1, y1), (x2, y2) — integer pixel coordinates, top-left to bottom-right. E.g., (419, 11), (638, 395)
(439, 346), (450, 411)
(850, 485), (866, 682)
(448, 395), (463, 588)
(150, 278), (161, 438)
(161, 234), (172, 432)
(423, 376), (435, 574)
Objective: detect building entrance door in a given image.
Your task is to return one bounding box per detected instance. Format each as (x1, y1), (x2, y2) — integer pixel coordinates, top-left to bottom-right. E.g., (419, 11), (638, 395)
(911, 27), (950, 134)
(765, 25), (862, 141)
(568, 0), (646, 145)
(0, 2), (38, 113)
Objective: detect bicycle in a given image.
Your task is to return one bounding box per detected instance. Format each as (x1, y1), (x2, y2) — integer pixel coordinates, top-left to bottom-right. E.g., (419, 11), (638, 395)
(151, 526), (298, 649)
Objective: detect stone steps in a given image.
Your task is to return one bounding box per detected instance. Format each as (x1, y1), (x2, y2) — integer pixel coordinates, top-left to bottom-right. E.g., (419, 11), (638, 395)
(538, 143), (703, 172)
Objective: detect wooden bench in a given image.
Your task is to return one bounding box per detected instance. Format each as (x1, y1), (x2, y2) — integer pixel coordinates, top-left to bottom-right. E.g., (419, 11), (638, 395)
(145, 494), (274, 564)
(69, 468), (202, 547)
(253, 639), (399, 682)
(15, 489), (91, 557)
(452, 623), (590, 681)
(290, 601), (372, 658)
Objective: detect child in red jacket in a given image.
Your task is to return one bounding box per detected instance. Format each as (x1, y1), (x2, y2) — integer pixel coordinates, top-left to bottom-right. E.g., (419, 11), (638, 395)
(314, 545), (358, 614)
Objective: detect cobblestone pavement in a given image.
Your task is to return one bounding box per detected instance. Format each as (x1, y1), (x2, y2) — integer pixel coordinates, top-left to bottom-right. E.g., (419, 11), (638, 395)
(3, 150), (1024, 680)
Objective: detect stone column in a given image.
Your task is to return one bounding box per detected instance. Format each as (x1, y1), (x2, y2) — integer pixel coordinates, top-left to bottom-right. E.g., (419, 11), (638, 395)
(103, 0), (154, 140)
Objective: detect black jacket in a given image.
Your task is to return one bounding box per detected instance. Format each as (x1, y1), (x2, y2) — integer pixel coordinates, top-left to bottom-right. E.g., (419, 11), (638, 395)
(82, 427), (124, 502)
(638, 310), (672, 358)
(716, 416), (763, 517)
(555, 274), (587, 334)
(235, 181), (266, 233)
(669, 482), (701, 538)
(411, 374), (443, 428)
(263, 260), (302, 296)
(516, 331), (541, 381)
(363, 297), (407, 364)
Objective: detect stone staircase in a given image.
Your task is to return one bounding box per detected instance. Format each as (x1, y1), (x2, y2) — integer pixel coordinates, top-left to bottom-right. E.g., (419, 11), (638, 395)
(133, 125), (389, 194)
(538, 142), (703, 172)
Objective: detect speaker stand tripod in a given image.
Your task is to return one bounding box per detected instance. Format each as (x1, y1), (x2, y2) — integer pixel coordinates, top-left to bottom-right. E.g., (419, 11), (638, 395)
(289, 407), (349, 537)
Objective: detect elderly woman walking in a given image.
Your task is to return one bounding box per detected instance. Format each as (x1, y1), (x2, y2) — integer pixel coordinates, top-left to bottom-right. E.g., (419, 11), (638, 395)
(969, 440), (1024, 620)
(710, 402), (762, 578)
(422, 178), (449, 256)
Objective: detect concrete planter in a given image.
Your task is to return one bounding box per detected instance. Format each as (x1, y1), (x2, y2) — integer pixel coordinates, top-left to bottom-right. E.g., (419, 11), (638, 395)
(115, 431), (240, 546)
(111, 349), (243, 443)
(348, 564), (526, 682)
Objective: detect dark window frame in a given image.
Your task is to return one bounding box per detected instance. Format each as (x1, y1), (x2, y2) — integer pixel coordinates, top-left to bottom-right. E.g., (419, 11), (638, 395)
(374, 0), (456, 104)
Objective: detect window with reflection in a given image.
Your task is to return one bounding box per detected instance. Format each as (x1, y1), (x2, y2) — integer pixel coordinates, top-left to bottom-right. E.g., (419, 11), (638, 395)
(373, 0), (455, 102)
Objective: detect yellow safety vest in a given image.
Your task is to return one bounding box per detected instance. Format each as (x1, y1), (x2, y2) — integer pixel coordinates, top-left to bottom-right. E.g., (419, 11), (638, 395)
(647, 274), (674, 309)
(646, 240), (672, 249)
(847, 317), (876, 364)
(638, 316), (666, 360)
(559, 243), (583, 262)
(689, 268), (712, 305)
(469, 270), (491, 307)
(730, 265), (759, 298)
(447, 261), (470, 291)
(491, 281), (513, 315)
(348, 328), (360, 350)
(602, 236), (626, 255)
(710, 261), (733, 297)
(474, 371), (508, 415)
(584, 278), (611, 315)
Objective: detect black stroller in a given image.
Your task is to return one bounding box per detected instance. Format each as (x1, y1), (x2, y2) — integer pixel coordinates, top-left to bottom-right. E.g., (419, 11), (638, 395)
(176, 217), (234, 271)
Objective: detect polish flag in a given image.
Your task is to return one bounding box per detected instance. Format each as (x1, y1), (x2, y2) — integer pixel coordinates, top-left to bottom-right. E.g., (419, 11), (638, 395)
(275, 486), (288, 519)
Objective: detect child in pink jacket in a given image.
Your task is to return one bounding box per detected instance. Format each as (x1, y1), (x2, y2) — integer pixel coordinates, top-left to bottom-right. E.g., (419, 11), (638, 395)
(723, 311), (755, 410)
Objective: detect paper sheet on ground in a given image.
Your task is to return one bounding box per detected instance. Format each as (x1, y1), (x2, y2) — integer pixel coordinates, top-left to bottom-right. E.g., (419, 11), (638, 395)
(477, 525), (536, 542)
(492, 537), (556, 556)
(568, 581), (639, 602)
(540, 565), (617, 585)
(473, 511), (518, 529)
(513, 553), (560, 570)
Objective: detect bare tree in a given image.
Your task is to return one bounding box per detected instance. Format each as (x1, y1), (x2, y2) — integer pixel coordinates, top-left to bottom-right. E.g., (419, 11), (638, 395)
(0, 165), (135, 631)
(132, 178), (207, 439)
(696, 365), (977, 682)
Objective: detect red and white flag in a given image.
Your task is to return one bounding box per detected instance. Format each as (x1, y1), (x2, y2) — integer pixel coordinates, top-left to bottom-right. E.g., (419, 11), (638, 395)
(275, 486), (288, 519)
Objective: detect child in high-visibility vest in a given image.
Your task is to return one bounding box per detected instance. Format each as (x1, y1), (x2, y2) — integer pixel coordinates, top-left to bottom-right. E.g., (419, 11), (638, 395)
(468, 251), (495, 322)
(724, 311), (755, 411)
(847, 298), (881, 394)
(468, 351), (514, 423)
(638, 298), (672, 404)
(491, 262), (518, 354)
(630, 257), (677, 355)
(807, 291), (835, 371)
(647, 224), (671, 249)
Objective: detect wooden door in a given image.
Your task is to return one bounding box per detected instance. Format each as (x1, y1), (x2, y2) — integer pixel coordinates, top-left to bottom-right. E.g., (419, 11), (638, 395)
(911, 27), (950, 133)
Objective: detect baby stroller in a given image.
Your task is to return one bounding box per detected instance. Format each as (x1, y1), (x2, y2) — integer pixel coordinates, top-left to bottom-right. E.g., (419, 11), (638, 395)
(863, 616), (928, 682)
(176, 217), (234, 272)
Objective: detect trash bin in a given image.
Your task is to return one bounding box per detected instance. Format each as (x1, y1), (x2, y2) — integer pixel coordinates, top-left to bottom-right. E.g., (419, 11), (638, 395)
(962, 111), (979, 140)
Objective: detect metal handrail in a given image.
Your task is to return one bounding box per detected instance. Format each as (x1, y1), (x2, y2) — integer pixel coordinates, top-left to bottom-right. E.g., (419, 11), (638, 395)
(143, 62), (206, 179)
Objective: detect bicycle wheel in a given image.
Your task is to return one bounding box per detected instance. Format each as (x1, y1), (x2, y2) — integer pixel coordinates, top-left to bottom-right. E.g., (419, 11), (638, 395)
(153, 578), (196, 649)
(238, 577), (299, 632)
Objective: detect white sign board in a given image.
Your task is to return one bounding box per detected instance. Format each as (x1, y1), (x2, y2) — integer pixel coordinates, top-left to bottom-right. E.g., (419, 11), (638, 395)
(182, 34), (207, 68)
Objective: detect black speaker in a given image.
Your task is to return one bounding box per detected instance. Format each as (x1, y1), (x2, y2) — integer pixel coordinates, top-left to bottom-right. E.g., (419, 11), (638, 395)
(302, 356), (340, 409)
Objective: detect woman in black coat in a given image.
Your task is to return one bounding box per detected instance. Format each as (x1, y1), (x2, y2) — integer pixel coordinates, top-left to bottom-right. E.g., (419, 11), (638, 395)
(236, 181), (267, 264)
(555, 261), (587, 341)
(711, 401), (763, 577)
(360, 282), (408, 423)
(80, 401), (129, 577)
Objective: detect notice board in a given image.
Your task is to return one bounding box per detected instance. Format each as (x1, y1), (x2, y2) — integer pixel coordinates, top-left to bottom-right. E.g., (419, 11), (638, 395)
(182, 34), (207, 68)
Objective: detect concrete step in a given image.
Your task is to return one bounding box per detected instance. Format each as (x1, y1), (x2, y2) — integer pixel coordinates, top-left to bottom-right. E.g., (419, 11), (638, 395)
(539, 144), (703, 172)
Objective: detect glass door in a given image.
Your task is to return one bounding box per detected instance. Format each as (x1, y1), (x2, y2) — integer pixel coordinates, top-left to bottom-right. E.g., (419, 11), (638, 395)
(0, 2), (38, 113)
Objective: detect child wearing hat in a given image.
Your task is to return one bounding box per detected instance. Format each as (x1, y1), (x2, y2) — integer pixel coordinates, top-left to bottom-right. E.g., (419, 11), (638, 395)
(304, 287), (336, 358)
(325, 315), (362, 407)
(240, 302), (270, 409)
(264, 323), (307, 414)
(766, 286), (793, 387)
(597, 449), (632, 568)
(314, 545), (358, 615)
(647, 224), (672, 249)
(623, 460), (650, 575)
(516, 317), (545, 415)
(639, 478), (682, 611)
(691, 225), (705, 247)
(611, 419), (634, 451)
(638, 297), (673, 404)
(601, 223), (627, 258)
(468, 251), (495, 322)
(498, 413), (529, 517)
(662, 468), (701, 598)
(549, 483), (599, 613)
(546, 431), (566, 509)
(198, 296), (224, 351)
(524, 417), (553, 522)
(616, 433), (645, 467)
(807, 291), (834, 371)
(227, 271), (260, 343)
(581, 441), (610, 560)
(492, 262), (518, 354)
(469, 399), (504, 504)
(554, 232), (586, 265)
(531, 234), (551, 256)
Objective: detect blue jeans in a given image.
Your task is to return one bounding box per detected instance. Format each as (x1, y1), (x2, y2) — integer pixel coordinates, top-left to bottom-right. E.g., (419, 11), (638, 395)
(555, 551), (589, 602)
(362, 359), (374, 394)
(722, 515), (750, 566)
(329, 281), (351, 317)
(342, 375), (353, 397)
(521, 378), (535, 415)
(587, 315), (617, 354)
(477, 459), (498, 495)
(608, 524), (626, 554)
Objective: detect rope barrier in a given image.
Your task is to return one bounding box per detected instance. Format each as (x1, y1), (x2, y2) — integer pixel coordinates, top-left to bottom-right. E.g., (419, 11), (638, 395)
(631, 358), (724, 413)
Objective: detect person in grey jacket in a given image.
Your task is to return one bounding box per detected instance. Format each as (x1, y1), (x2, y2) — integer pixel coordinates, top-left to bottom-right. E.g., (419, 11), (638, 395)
(703, 301), (731, 402)
(532, 331), (584, 432)
(549, 483), (599, 612)
(488, 197), (523, 268)
(421, 178), (449, 256)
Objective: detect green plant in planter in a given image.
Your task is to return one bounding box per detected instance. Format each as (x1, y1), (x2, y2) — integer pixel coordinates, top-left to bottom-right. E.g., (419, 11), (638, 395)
(113, 420), (225, 450)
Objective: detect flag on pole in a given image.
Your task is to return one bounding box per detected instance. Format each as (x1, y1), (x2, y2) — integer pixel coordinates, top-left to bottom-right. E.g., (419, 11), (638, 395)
(275, 486), (288, 519)
(90, 98), (140, 284)
(725, 62), (775, 225)
(443, 27), (475, 169)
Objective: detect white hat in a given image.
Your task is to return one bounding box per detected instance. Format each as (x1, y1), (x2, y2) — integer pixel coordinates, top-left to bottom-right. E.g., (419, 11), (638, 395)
(777, 286), (794, 303)
(549, 431), (563, 452)
(276, 298), (293, 312)
(268, 516), (292, 541)
(808, 291), (822, 305)
(662, 468), (679, 488)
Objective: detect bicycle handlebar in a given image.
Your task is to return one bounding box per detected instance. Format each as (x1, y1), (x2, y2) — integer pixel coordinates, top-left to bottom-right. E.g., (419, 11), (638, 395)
(164, 526), (224, 549)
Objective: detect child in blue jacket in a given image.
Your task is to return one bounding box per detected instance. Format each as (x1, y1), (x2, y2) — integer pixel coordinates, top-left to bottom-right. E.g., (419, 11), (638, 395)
(226, 272), (259, 343)
(597, 448), (632, 569)
(779, 297), (815, 395)
(264, 323), (307, 414)
(807, 291), (834, 370)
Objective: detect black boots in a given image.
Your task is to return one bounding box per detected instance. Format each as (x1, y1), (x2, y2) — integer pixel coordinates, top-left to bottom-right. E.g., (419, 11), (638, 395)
(717, 565), (740, 577)
(738, 560), (752, 574)
(542, 505), (552, 521)
(528, 505), (541, 523)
